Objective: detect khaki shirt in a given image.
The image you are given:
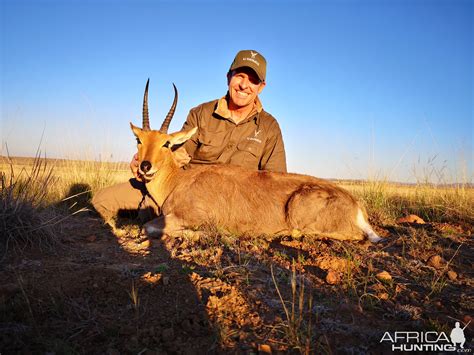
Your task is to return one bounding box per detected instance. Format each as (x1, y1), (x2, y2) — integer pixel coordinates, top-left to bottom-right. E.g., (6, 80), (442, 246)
(182, 96), (287, 172)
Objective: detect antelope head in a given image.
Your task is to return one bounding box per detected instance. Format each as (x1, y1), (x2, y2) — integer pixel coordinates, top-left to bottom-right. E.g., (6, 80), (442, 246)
(130, 79), (197, 182)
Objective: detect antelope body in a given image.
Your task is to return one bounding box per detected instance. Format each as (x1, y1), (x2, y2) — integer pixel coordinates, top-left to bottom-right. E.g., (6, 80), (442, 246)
(131, 81), (381, 242)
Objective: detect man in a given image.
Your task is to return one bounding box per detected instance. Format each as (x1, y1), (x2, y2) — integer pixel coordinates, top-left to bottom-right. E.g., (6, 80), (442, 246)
(93, 50), (287, 222)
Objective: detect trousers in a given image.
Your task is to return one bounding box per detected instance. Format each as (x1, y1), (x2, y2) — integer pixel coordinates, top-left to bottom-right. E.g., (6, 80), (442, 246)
(91, 179), (159, 222)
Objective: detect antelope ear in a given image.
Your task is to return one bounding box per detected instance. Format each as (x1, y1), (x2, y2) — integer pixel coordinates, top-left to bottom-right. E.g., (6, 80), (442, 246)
(130, 122), (142, 137)
(169, 127), (198, 147)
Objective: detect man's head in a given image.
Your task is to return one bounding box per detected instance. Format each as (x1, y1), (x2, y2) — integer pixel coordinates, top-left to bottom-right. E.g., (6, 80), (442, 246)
(227, 50), (267, 109)
(229, 50), (267, 82)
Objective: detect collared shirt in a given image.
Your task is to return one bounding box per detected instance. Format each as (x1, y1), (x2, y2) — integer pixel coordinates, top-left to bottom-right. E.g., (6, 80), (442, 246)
(181, 95), (287, 172)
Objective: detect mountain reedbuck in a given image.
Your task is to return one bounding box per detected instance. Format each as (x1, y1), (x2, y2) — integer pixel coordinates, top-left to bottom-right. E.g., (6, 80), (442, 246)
(130, 80), (382, 243)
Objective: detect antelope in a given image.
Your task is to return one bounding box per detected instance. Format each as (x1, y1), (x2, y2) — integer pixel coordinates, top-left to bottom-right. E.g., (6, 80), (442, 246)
(130, 80), (382, 243)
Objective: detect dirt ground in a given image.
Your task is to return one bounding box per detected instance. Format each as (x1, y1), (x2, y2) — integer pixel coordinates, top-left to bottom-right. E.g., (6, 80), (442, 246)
(1, 211), (472, 354)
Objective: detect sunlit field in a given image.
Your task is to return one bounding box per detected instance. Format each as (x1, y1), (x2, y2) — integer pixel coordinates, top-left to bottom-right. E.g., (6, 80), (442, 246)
(1, 155), (472, 353)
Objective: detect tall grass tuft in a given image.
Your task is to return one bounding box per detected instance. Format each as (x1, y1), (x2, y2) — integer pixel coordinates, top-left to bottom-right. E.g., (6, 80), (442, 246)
(0, 154), (64, 256)
(343, 180), (473, 225)
(271, 260), (314, 353)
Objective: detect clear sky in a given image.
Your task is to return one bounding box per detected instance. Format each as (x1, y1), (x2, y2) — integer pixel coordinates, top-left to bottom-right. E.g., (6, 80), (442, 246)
(1, 0), (472, 183)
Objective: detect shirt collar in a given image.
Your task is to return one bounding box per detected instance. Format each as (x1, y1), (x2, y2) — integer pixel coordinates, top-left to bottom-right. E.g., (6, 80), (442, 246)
(215, 94), (263, 122)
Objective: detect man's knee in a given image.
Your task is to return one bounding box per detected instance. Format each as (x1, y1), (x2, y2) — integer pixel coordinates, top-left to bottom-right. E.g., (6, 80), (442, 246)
(91, 186), (115, 220)
(91, 180), (159, 221)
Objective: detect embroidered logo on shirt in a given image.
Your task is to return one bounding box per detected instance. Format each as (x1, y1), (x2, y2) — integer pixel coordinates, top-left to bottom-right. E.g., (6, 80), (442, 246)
(246, 129), (262, 144)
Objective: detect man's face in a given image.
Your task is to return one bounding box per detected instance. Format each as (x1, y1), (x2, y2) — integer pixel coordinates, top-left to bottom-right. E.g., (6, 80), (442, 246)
(227, 68), (266, 109)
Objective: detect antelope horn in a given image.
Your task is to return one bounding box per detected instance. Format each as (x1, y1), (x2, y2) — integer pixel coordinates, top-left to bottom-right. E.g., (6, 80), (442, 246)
(159, 83), (178, 134)
(142, 79), (150, 131)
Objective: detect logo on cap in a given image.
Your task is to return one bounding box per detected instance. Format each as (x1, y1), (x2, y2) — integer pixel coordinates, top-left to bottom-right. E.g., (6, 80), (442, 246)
(250, 51), (258, 58)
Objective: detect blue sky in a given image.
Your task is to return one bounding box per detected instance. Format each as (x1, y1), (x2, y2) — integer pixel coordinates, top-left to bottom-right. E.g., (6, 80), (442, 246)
(1, 0), (472, 183)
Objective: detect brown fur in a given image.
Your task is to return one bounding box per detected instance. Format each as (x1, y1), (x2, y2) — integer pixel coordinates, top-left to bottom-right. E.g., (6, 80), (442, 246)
(131, 123), (377, 241)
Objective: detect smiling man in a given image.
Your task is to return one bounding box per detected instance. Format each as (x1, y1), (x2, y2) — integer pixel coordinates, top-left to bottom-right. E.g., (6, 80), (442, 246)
(176, 49), (287, 172)
(93, 50), (286, 222)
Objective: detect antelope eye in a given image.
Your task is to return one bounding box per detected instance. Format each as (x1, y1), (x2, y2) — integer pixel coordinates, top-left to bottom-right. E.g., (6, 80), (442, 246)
(136, 138), (141, 144)
(163, 141), (170, 148)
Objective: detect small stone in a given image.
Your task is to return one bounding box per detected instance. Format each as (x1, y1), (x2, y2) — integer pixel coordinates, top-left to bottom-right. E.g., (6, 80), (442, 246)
(258, 343), (272, 354)
(447, 270), (458, 281)
(428, 255), (444, 269)
(162, 276), (170, 286)
(396, 214), (425, 224)
(376, 271), (392, 282)
(325, 270), (340, 285)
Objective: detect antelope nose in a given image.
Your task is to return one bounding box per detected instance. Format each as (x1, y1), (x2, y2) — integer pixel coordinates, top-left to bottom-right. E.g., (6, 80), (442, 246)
(140, 161), (152, 173)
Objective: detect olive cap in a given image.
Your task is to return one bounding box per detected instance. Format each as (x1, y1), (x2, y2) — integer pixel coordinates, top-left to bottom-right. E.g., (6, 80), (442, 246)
(229, 50), (266, 82)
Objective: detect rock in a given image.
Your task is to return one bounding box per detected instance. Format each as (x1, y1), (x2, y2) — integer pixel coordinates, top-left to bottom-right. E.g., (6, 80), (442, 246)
(258, 343), (272, 353)
(316, 256), (349, 272)
(428, 255), (444, 269)
(447, 270), (458, 281)
(162, 276), (170, 286)
(325, 270), (340, 285)
(141, 272), (162, 284)
(376, 271), (392, 282)
(396, 214), (425, 225)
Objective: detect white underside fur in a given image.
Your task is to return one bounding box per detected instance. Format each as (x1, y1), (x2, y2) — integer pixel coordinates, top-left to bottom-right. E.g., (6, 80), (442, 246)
(357, 209), (382, 243)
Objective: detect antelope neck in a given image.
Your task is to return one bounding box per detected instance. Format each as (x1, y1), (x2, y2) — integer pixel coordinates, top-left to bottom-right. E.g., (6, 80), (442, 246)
(146, 155), (180, 207)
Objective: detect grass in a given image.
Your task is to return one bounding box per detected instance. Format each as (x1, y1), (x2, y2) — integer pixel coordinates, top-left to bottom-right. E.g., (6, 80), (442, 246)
(0, 154), (130, 256)
(271, 260), (314, 354)
(341, 179), (473, 225)
(1, 155), (130, 205)
(1, 154), (61, 255)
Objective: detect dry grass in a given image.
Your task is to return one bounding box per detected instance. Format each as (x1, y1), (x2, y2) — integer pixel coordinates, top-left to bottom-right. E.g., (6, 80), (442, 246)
(340, 180), (474, 225)
(0, 155), (130, 256)
(1, 155), (130, 205)
(1, 155), (61, 255)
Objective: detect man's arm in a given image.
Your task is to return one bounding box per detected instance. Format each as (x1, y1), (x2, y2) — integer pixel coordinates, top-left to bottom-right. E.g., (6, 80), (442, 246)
(181, 106), (200, 158)
(260, 120), (287, 173)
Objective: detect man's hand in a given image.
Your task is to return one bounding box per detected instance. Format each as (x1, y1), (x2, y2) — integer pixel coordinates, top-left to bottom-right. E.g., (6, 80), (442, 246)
(173, 146), (192, 167)
(130, 153), (143, 181)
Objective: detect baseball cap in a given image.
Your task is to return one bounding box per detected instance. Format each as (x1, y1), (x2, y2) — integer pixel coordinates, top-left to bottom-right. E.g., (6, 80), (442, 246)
(229, 50), (266, 82)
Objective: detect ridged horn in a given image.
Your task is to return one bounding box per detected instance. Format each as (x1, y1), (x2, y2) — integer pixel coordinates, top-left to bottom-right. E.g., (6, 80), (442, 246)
(142, 79), (150, 131)
(159, 83), (178, 134)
